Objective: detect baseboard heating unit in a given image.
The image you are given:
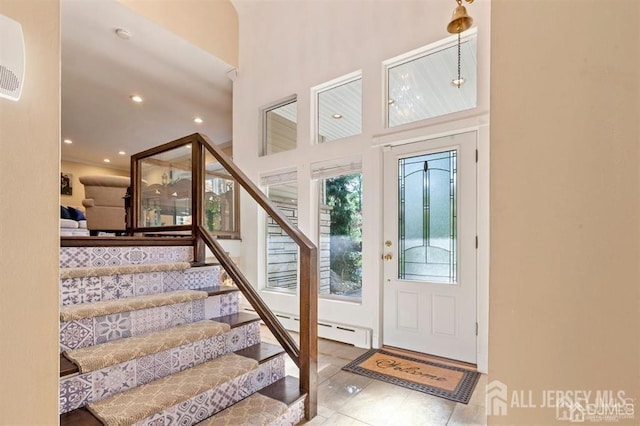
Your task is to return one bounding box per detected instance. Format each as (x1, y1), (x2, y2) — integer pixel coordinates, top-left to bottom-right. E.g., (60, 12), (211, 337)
(242, 307), (371, 349)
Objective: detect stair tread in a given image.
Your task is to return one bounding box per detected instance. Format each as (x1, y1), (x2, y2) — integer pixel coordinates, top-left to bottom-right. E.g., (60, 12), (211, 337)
(60, 236), (194, 247)
(60, 407), (102, 426)
(197, 393), (287, 426)
(258, 376), (305, 406)
(62, 320), (231, 375)
(60, 262), (191, 279)
(212, 312), (260, 328)
(87, 353), (258, 425)
(60, 289), (208, 322)
(190, 261), (220, 267)
(234, 342), (284, 364)
(60, 353), (77, 377)
(199, 285), (239, 296)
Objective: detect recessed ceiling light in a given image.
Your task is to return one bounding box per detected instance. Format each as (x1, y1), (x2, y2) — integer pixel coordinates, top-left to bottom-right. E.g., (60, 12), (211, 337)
(130, 95), (143, 103)
(185, 144), (192, 149)
(451, 78), (465, 87)
(63, 139), (73, 144)
(118, 151), (126, 155)
(332, 113), (343, 119)
(193, 117), (203, 124)
(115, 28), (131, 40)
(103, 158), (111, 163)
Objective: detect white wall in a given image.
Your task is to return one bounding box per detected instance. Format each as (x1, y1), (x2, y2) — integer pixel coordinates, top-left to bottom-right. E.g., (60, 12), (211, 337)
(489, 1), (639, 423)
(232, 0), (490, 347)
(0, 0), (60, 422)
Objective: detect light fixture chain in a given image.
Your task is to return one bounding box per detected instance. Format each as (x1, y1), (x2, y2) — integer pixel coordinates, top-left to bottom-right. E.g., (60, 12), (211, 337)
(457, 32), (461, 88)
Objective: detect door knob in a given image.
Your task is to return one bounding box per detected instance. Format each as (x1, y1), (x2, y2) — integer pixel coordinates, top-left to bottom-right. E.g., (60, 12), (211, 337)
(383, 253), (393, 261)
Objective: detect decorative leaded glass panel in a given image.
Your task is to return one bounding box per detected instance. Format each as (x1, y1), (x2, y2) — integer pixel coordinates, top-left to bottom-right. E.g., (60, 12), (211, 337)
(398, 150), (457, 283)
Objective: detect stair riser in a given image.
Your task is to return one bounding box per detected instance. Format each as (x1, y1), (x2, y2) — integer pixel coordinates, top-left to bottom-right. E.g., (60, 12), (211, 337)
(61, 267), (222, 306)
(60, 246), (194, 268)
(59, 294), (240, 353)
(59, 321), (263, 414)
(132, 355), (286, 426)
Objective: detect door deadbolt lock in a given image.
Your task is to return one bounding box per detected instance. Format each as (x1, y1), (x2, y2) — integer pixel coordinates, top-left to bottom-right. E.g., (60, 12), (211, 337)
(385, 240), (392, 247)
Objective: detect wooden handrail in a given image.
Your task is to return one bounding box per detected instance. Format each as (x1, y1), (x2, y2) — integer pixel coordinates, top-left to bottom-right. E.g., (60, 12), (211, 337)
(196, 134), (316, 252)
(197, 134), (318, 419)
(129, 133), (318, 420)
(198, 227), (300, 361)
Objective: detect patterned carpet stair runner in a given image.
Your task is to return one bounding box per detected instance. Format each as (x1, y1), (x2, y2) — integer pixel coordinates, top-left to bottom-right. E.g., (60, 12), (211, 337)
(64, 320), (230, 373)
(60, 261), (192, 280)
(87, 353), (258, 425)
(60, 289), (209, 322)
(59, 313), (266, 415)
(196, 393), (287, 426)
(59, 245), (303, 425)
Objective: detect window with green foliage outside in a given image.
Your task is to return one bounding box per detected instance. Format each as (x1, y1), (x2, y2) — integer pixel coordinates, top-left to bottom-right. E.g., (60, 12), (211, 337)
(319, 173), (363, 298)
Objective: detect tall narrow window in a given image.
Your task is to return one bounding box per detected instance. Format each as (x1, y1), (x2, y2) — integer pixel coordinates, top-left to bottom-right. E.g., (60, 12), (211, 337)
(316, 168), (363, 298)
(263, 171), (298, 292)
(398, 150), (457, 283)
(386, 33), (477, 127)
(262, 99), (297, 156)
(315, 74), (362, 143)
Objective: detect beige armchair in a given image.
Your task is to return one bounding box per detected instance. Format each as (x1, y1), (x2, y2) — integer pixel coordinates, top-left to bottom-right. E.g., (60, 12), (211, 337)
(79, 175), (130, 235)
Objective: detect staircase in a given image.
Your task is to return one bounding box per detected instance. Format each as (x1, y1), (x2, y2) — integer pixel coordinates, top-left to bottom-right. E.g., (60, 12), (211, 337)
(59, 243), (305, 425)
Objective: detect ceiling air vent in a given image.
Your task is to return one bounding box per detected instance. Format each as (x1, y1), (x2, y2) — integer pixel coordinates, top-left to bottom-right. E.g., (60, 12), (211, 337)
(0, 14), (25, 101)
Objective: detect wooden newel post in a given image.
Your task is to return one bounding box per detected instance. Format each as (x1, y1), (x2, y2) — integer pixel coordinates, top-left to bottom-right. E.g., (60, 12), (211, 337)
(300, 245), (318, 419)
(124, 186), (132, 235)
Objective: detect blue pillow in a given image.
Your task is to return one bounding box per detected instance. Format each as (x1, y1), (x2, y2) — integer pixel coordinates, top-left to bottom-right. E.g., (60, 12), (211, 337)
(60, 206), (72, 219)
(66, 206), (86, 221)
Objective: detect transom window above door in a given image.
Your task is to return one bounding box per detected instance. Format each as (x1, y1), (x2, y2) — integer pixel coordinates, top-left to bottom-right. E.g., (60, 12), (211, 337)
(386, 30), (477, 127)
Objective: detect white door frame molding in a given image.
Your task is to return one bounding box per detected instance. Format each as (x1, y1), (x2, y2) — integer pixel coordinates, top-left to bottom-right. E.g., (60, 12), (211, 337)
(373, 114), (489, 373)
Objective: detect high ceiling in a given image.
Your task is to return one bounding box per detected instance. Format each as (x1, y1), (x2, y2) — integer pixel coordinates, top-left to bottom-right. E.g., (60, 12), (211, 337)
(61, 0), (234, 170)
(60, 0), (477, 172)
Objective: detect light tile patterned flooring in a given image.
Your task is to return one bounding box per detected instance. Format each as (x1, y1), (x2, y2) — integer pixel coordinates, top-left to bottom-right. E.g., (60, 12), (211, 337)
(261, 326), (487, 426)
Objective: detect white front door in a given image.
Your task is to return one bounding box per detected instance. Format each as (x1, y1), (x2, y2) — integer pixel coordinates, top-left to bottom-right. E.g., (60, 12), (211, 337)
(382, 132), (477, 364)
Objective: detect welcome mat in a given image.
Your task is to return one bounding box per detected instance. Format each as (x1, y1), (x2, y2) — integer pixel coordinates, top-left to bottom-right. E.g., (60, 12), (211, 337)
(342, 349), (480, 404)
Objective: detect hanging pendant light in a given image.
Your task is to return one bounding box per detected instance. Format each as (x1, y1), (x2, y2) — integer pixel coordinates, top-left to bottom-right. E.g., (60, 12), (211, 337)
(447, 0), (474, 88)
